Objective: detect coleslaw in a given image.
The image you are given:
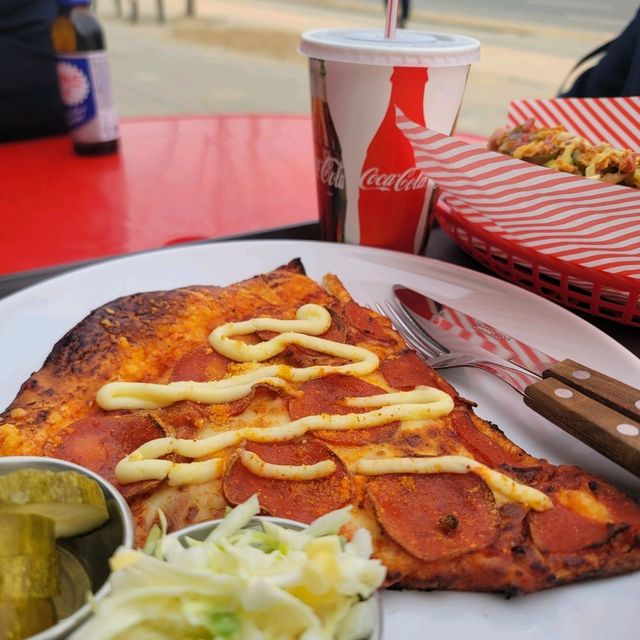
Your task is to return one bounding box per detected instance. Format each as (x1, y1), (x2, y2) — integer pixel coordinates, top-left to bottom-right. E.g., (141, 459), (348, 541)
(71, 495), (386, 640)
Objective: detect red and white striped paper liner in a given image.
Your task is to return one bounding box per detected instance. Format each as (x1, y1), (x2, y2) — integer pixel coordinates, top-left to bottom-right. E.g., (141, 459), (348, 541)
(397, 114), (640, 282)
(507, 97), (640, 151)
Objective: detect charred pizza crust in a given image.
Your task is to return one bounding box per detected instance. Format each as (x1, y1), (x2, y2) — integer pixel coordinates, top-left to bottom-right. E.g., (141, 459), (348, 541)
(1, 258), (640, 595)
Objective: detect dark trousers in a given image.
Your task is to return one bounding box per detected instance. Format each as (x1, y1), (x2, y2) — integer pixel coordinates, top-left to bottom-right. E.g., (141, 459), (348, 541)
(0, 0), (67, 141)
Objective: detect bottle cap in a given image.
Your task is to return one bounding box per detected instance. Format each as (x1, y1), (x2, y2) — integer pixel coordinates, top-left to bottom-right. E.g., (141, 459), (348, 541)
(300, 29), (480, 67)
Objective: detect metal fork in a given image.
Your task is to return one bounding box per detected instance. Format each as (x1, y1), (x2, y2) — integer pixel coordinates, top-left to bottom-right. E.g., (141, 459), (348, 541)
(376, 299), (540, 394)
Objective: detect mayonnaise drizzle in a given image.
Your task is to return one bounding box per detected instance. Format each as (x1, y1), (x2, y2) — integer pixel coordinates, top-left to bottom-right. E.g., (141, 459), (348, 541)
(96, 304), (378, 411)
(102, 302), (550, 513)
(357, 456), (552, 512)
(210, 303), (330, 361)
(239, 450), (337, 481)
(114, 388), (454, 485)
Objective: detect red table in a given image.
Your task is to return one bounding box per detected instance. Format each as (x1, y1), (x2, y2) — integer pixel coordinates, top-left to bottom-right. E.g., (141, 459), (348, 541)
(1, 115), (317, 276)
(1, 120), (637, 355)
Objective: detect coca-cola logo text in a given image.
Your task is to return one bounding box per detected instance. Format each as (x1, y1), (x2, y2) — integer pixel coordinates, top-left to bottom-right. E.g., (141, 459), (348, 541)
(359, 167), (428, 192)
(319, 156), (345, 190)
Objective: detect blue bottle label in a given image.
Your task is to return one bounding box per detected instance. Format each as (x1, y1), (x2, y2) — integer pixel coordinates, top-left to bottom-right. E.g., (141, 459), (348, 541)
(56, 51), (119, 143)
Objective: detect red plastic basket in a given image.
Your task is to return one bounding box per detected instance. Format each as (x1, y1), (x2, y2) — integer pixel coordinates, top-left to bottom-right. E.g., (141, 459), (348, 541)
(435, 197), (640, 327)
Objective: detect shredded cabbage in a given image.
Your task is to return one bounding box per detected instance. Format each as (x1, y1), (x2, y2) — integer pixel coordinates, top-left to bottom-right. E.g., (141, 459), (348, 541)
(71, 496), (385, 640)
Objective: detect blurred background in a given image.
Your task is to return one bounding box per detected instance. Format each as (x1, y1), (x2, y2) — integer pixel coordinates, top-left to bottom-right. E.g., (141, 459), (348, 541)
(99, 0), (637, 136)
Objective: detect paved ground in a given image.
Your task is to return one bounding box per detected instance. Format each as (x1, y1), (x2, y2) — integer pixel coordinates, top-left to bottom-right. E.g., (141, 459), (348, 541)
(98, 0), (618, 135)
(357, 0), (637, 34)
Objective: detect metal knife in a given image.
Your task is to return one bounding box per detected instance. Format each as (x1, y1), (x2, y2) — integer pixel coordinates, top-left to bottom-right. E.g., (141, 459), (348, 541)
(393, 284), (640, 476)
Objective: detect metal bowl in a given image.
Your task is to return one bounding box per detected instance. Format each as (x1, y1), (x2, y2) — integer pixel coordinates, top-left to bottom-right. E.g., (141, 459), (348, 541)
(0, 456), (134, 640)
(169, 516), (383, 640)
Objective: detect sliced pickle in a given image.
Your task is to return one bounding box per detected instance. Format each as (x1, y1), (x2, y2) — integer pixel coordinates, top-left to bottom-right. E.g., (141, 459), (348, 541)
(0, 469), (108, 538)
(0, 597), (57, 640)
(0, 552), (59, 599)
(0, 513), (55, 557)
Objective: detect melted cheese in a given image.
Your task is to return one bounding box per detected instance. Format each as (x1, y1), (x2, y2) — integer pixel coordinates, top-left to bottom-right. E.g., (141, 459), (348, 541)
(356, 456), (552, 512)
(239, 449), (336, 480)
(556, 488), (612, 523)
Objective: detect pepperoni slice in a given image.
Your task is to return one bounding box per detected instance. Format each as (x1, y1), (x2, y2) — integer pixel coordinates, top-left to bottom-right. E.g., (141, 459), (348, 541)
(255, 310), (349, 369)
(319, 309), (348, 344)
(285, 312), (350, 368)
(528, 468), (634, 553)
(171, 344), (231, 382)
(343, 301), (397, 344)
(288, 374), (399, 445)
(450, 408), (527, 468)
(312, 423), (397, 446)
(367, 472), (499, 562)
(379, 351), (457, 396)
(46, 414), (165, 498)
(157, 402), (209, 439)
(171, 344), (255, 416)
(528, 503), (624, 553)
(548, 466), (640, 529)
(223, 438), (352, 523)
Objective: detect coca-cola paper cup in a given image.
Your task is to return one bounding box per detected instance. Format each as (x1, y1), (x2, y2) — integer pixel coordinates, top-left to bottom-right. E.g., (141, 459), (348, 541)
(300, 29), (480, 253)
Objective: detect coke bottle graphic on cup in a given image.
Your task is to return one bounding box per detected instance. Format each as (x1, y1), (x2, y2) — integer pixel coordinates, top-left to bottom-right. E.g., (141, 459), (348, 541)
(358, 67), (430, 253)
(310, 59), (347, 242)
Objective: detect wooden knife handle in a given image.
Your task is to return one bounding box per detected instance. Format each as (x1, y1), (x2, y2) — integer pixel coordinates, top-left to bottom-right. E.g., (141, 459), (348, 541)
(524, 376), (640, 478)
(543, 358), (640, 423)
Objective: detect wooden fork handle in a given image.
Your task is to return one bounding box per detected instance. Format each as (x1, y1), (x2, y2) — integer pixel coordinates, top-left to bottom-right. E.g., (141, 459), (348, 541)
(524, 376), (640, 478)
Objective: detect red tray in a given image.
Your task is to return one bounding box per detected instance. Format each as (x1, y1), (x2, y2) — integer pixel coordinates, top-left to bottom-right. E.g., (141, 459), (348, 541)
(435, 197), (640, 327)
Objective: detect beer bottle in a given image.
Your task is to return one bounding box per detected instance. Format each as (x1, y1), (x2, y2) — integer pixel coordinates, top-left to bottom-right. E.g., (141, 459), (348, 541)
(52, 0), (119, 155)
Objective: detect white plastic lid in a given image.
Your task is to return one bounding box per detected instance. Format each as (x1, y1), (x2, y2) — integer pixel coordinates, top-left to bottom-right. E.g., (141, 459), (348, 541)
(299, 29), (480, 67)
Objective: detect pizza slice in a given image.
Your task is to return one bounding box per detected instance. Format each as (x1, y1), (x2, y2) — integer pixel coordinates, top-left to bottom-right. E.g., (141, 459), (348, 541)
(1, 258), (639, 595)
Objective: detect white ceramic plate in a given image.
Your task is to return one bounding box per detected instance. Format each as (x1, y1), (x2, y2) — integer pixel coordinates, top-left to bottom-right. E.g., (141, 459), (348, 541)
(1, 240), (639, 640)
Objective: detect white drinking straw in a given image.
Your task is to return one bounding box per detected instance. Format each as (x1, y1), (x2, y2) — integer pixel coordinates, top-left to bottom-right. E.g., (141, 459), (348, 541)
(384, 0), (399, 39)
